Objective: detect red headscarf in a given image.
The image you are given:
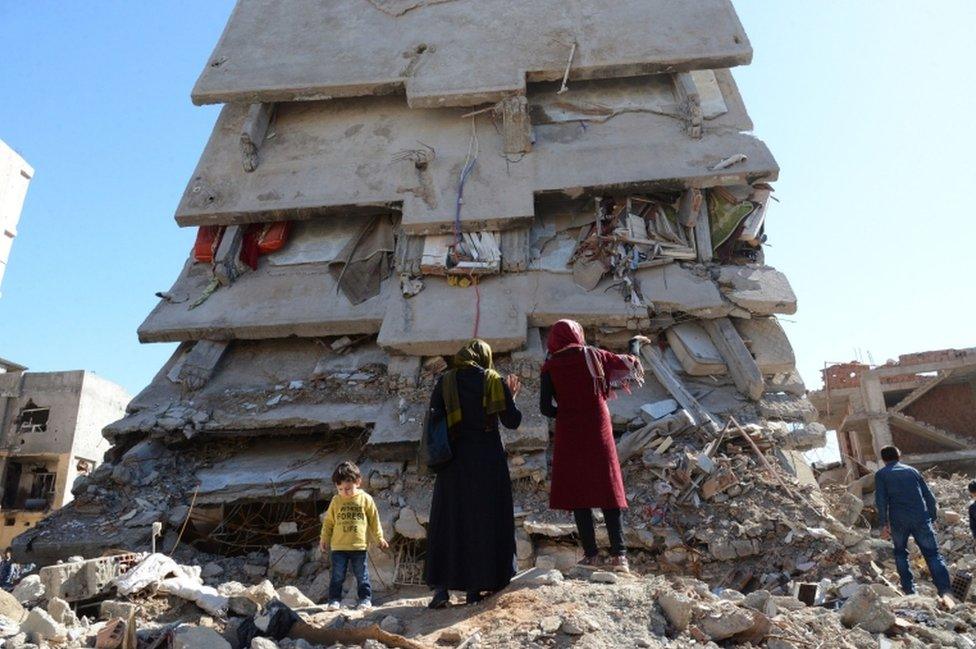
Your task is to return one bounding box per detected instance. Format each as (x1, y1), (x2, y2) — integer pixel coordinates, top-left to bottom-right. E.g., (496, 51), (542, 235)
(545, 319), (645, 399)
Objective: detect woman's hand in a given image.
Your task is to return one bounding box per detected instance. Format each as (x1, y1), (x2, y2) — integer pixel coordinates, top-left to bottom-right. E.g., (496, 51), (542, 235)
(628, 335), (652, 355)
(505, 374), (521, 398)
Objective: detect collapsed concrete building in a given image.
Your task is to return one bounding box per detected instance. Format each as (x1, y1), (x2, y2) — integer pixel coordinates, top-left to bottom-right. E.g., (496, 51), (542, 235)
(811, 347), (976, 476)
(0, 139), (33, 297)
(0, 364), (129, 548)
(16, 0), (828, 592)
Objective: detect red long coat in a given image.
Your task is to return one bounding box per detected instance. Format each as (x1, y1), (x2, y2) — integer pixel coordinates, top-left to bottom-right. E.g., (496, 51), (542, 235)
(542, 347), (629, 510)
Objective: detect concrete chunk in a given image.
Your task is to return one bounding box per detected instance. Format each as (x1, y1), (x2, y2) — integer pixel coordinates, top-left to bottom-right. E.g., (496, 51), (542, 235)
(716, 266), (797, 316)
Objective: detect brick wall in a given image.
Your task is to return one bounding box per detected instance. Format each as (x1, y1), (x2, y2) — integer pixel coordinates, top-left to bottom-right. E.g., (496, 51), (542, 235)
(905, 382), (976, 442)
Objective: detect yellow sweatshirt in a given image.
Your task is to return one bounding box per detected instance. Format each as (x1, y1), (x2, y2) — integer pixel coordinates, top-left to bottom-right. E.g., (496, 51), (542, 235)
(319, 491), (385, 552)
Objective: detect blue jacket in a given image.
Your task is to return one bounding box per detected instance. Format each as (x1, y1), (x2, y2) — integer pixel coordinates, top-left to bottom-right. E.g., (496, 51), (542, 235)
(874, 462), (937, 527)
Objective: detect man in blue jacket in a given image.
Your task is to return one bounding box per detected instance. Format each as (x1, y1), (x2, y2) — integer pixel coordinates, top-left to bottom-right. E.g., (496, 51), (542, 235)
(875, 446), (950, 595)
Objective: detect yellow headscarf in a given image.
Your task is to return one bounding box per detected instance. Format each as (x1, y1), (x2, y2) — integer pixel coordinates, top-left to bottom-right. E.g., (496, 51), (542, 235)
(442, 339), (507, 429)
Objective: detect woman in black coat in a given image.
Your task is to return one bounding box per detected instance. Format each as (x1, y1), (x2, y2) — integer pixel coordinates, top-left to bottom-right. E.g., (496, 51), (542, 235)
(424, 339), (522, 607)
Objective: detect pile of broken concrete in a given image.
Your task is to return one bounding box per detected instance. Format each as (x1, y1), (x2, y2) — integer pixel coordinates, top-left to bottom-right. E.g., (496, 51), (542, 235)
(2, 550), (974, 649)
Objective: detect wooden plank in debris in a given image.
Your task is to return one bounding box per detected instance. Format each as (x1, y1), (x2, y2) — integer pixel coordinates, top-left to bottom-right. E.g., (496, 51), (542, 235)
(655, 436), (675, 454)
(500, 227), (530, 272)
(694, 200), (713, 263)
(240, 103), (275, 172)
(702, 317), (764, 401)
(701, 469), (738, 499)
(420, 235), (453, 274)
(640, 345), (720, 434)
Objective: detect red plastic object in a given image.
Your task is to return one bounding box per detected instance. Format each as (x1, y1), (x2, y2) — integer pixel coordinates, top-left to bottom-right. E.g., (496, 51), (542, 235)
(257, 221), (291, 254)
(193, 226), (224, 263)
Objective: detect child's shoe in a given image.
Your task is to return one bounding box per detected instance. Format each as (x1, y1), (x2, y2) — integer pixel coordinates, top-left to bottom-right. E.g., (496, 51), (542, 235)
(326, 601), (341, 610)
(606, 555), (630, 574)
(576, 554), (601, 568)
(357, 599), (373, 610)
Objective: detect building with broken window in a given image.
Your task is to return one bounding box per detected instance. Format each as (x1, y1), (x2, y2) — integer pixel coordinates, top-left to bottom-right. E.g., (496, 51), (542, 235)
(16, 1), (827, 587)
(0, 139), (33, 297)
(0, 364), (129, 548)
(811, 347), (976, 476)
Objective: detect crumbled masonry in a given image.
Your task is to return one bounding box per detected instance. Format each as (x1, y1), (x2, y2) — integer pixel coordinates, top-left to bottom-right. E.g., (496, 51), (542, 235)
(5, 0), (976, 647)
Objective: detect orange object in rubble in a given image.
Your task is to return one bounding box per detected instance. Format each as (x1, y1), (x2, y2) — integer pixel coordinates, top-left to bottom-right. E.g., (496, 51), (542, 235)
(193, 225), (225, 263)
(257, 221), (291, 253)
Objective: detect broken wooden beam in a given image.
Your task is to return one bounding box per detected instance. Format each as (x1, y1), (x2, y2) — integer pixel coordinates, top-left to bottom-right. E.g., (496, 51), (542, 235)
(639, 344), (720, 434)
(702, 317), (764, 401)
(694, 199), (713, 263)
(240, 102), (275, 172)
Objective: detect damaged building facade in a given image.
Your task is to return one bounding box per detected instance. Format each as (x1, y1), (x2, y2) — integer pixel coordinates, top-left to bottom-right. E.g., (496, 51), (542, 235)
(0, 365), (129, 548)
(17, 0), (828, 591)
(0, 138), (33, 297)
(812, 347), (976, 476)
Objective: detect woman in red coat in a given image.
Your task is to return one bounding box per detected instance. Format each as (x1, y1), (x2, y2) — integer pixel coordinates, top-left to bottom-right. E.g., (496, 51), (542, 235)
(540, 320), (644, 572)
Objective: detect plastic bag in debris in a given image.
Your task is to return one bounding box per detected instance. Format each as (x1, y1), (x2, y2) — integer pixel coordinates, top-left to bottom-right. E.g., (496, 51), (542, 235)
(158, 575), (229, 616)
(234, 600), (299, 649)
(115, 553), (180, 595)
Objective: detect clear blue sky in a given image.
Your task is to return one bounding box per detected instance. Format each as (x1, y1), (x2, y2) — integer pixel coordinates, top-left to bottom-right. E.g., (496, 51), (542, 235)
(1, 1), (974, 401)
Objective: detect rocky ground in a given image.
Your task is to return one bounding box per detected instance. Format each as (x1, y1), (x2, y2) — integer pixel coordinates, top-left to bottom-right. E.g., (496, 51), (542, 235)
(1, 550), (974, 649)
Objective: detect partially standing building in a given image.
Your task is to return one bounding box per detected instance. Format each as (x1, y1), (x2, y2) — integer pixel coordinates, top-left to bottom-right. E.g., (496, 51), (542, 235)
(0, 139), (33, 297)
(812, 348), (976, 476)
(17, 1), (822, 578)
(0, 365), (129, 548)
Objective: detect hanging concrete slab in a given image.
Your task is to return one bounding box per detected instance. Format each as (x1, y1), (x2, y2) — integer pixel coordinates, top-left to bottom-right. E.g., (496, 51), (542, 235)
(138, 258), (390, 343)
(377, 275), (528, 355)
(194, 439), (355, 503)
(666, 322), (728, 376)
(733, 316), (796, 375)
(174, 87), (777, 231)
(192, 0), (752, 108)
(716, 266), (797, 316)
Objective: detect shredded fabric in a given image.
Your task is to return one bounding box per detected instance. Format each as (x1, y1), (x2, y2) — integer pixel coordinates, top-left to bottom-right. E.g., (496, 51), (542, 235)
(442, 339), (506, 430)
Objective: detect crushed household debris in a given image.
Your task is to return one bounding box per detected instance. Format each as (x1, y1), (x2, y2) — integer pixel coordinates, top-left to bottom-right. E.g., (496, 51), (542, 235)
(6, 0), (976, 647)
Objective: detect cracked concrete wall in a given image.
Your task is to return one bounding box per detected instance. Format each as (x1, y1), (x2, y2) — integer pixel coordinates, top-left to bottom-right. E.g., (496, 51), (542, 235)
(175, 80), (775, 231)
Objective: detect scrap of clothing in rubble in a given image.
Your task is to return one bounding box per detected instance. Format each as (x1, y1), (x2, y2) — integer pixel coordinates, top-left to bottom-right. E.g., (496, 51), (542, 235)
(328, 215), (395, 304)
(707, 188), (755, 250)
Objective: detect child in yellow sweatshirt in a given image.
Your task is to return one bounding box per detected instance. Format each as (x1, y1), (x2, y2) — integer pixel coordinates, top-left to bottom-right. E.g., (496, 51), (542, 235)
(320, 461), (388, 610)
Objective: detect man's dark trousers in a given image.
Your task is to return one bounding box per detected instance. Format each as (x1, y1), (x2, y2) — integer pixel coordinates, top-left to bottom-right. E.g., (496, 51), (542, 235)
(890, 519), (950, 595)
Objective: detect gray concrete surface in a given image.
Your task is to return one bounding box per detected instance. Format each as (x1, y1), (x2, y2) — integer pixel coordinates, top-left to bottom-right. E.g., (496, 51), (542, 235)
(192, 0), (752, 107)
(175, 82), (776, 231)
(138, 258), (390, 343)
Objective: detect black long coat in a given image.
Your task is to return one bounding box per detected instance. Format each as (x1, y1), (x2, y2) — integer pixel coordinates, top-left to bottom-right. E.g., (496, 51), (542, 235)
(423, 368), (521, 592)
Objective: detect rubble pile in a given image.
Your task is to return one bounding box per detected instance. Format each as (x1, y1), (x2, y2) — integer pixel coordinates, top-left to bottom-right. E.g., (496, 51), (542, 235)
(2, 552), (975, 648)
(7, 0), (975, 646)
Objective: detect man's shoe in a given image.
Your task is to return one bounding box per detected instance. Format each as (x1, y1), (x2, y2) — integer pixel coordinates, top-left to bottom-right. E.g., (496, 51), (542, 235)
(465, 591), (484, 605)
(607, 555), (630, 574)
(357, 599), (373, 610)
(326, 601), (341, 611)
